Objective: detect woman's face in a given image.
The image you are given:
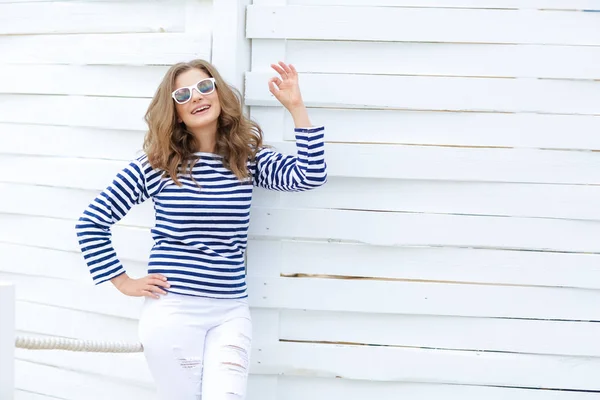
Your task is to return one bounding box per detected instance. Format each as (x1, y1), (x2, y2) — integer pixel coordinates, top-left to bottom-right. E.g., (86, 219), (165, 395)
(173, 68), (221, 132)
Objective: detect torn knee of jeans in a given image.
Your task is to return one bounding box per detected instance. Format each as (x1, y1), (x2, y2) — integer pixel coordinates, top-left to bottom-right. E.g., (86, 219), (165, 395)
(221, 344), (249, 374)
(178, 358), (202, 369)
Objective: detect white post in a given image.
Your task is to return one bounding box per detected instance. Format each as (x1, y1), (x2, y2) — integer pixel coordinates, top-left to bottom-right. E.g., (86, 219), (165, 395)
(0, 282), (15, 400)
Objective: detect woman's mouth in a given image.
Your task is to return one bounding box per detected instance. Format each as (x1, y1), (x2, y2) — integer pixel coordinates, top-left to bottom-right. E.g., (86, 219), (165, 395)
(191, 105), (211, 115)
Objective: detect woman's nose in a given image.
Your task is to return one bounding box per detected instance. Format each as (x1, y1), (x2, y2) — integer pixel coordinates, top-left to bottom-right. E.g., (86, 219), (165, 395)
(191, 88), (203, 102)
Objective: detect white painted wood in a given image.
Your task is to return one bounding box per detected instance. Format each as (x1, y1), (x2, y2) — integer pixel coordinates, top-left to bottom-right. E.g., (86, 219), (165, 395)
(254, 177), (600, 221)
(0, 282), (15, 400)
(276, 376), (600, 400)
(252, 106), (600, 150)
(248, 207), (600, 252)
(280, 310), (600, 357)
(15, 345), (152, 386)
(247, 6), (600, 45)
(258, 341), (600, 390)
(289, 0), (600, 10)
(0, 124), (144, 160)
(251, 240), (600, 289)
(14, 391), (56, 400)
(0, 243), (148, 283)
(211, 0), (252, 93)
(15, 360), (154, 400)
(246, 72), (600, 115)
(0, 33), (210, 65)
(0, 65), (167, 97)
(0, 1), (187, 35)
(248, 275), (600, 320)
(0, 96), (149, 130)
(1, 271), (143, 320)
(16, 302), (139, 343)
(248, 40), (288, 142)
(283, 40), (600, 80)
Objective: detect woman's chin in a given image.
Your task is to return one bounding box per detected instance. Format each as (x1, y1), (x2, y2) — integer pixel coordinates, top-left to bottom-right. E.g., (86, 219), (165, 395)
(184, 115), (218, 132)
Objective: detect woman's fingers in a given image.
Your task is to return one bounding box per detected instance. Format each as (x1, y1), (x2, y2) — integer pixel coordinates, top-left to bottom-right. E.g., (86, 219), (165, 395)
(148, 277), (170, 288)
(141, 290), (159, 299)
(271, 63), (288, 79)
(270, 77), (282, 87)
(288, 63), (298, 76)
(145, 284), (167, 296)
(268, 77), (281, 96)
(278, 61), (293, 75)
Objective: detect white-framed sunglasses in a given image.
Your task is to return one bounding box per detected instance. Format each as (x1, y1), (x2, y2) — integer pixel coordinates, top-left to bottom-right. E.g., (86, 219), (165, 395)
(171, 77), (216, 104)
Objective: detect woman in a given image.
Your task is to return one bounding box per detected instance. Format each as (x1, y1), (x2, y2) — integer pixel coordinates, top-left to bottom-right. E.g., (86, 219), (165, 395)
(75, 59), (326, 399)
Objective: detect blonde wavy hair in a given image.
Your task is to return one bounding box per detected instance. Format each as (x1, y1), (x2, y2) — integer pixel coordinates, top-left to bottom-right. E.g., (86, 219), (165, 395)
(143, 59), (264, 185)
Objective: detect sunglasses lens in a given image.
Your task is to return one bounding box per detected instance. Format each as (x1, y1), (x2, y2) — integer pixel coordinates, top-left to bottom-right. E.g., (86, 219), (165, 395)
(174, 88), (191, 103)
(197, 79), (215, 94)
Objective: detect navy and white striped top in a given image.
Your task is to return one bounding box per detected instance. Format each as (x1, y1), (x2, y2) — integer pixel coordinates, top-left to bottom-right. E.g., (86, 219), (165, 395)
(75, 126), (326, 299)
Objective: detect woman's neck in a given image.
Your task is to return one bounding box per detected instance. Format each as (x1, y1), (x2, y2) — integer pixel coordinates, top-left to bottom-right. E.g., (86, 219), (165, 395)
(190, 125), (217, 153)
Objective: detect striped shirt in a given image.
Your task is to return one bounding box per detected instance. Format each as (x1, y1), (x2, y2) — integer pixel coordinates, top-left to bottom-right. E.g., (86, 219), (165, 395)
(75, 126), (326, 299)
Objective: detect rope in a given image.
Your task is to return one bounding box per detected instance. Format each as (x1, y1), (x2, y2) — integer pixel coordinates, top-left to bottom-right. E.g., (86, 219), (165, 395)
(15, 335), (143, 353)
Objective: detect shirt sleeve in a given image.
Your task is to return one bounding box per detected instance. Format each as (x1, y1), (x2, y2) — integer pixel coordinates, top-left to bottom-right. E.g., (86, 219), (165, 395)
(75, 158), (151, 285)
(253, 126), (327, 191)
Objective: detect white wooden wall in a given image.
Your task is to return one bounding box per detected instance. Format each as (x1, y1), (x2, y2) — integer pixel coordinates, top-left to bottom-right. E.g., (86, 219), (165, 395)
(2, 0), (600, 399)
(0, 0), (250, 398)
(244, 0), (600, 399)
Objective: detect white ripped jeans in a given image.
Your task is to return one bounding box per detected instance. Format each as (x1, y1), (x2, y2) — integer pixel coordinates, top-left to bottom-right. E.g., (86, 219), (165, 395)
(138, 293), (252, 400)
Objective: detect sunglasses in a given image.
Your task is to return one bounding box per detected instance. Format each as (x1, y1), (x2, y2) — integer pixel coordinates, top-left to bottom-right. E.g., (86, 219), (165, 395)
(171, 78), (216, 104)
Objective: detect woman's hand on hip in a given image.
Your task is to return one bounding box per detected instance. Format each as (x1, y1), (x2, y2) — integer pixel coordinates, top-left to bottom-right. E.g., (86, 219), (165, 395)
(269, 61), (305, 112)
(111, 273), (170, 299)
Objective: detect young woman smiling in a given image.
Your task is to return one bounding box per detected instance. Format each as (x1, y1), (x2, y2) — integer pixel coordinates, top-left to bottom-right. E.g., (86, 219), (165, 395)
(75, 59), (327, 399)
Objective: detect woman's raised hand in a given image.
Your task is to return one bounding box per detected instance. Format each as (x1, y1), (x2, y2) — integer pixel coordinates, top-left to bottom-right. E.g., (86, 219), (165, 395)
(269, 61), (305, 112)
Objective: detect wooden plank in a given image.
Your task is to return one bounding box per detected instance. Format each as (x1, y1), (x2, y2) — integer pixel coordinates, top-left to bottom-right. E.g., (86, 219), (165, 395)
(16, 302), (139, 343)
(249, 240), (600, 289)
(0, 1), (186, 35)
(0, 96), (150, 130)
(0, 33), (210, 65)
(252, 106), (600, 150)
(288, 0), (600, 10)
(15, 347), (152, 386)
(253, 177), (600, 221)
(257, 341), (600, 390)
(246, 72), (600, 115)
(1, 271), (144, 320)
(4, 142), (600, 186)
(0, 123), (144, 160)
(211, 0), (252, 92)
(15, 360), (154, 400)
(248, 275), (600, 320)
(0, 65), (167, 97)
(2, 184), (599, 252)
(246, 6), (600, 45)
(280, 310), (600, 357)
(282, 40), (600, 80)
(248, 207), (600, 253)
(276, 376), (600, 400)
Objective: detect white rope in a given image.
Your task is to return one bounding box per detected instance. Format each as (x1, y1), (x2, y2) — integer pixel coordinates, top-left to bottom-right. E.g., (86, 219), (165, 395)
(15, 335), (143, 353)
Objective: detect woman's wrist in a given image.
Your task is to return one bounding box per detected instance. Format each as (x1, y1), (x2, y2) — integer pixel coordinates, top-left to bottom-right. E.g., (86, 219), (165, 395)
(110, 272), (130, 291)
(289, 104), (312, 128)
